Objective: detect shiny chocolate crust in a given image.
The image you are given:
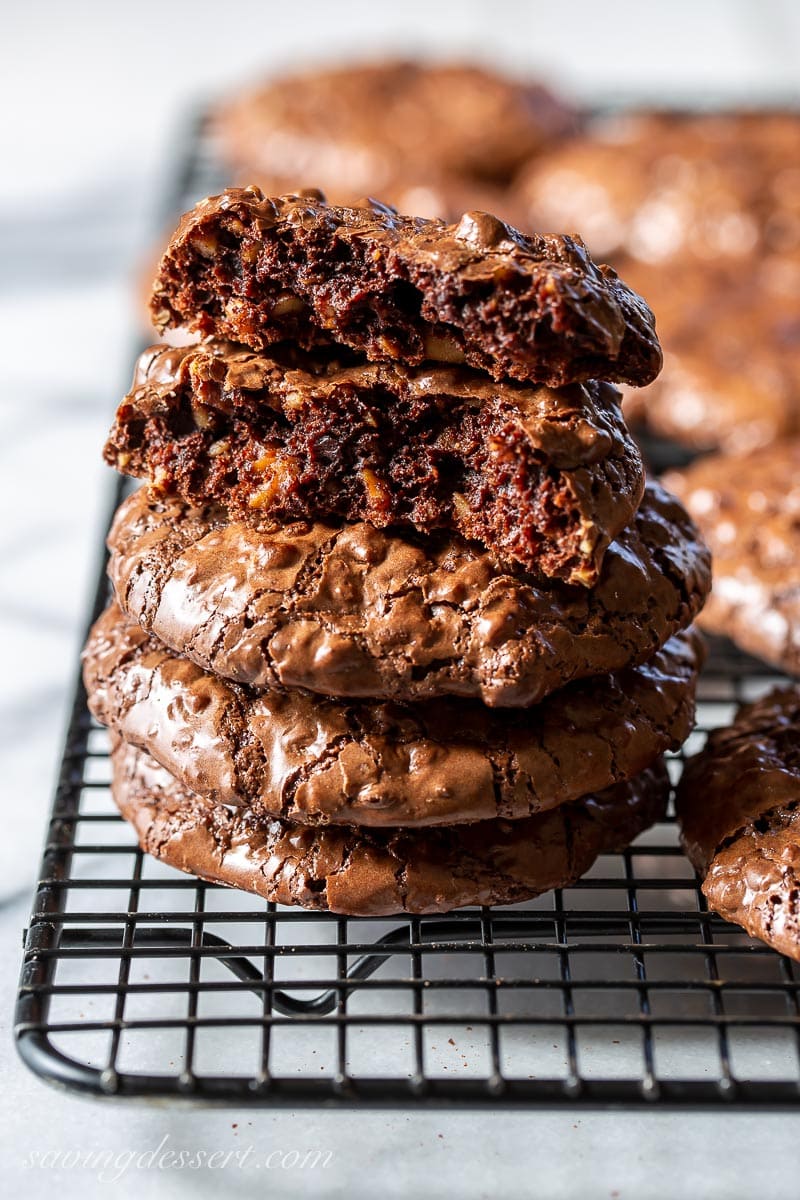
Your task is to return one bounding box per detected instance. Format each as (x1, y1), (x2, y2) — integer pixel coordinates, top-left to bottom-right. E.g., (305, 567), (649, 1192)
(83, 604), (703, 828)
(676, 687), (800, 961)
(215, 60), (575, 192)
(234, 169), (530, 228)
(665, 443), (800, 673)
(108, 482), (710, 707)
(112, 739), (668, 916)
(518, 111), (800, 266)
(106, 341), (645, 584)
(150, 188), (662, 388)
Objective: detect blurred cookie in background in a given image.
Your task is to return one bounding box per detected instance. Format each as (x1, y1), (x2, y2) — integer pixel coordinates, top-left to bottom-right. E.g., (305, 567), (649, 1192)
(518, 110), (800, 267)
(519, 110), (800, 454)
(622, 253), (800, 454)
(134, 59), (574, 332)
(215, 59), (576, 205)
(665, 440), (800, 673)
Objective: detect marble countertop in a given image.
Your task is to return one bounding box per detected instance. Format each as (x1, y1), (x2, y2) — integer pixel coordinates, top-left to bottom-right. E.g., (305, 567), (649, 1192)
(3, 2), (800, 1195)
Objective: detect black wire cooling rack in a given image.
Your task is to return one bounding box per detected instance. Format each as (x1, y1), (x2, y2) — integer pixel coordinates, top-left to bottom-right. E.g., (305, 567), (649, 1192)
(15, 114), (800, 1109)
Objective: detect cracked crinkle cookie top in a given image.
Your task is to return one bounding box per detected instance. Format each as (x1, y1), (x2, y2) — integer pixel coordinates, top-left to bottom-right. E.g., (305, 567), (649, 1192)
(678, 687), (800, 870)
(150, 188), (663, 388)
(83, 603), (703, 829)
(107, 481), (710, 707)
(676, 687), (800, 962)
(111, 740), (667, 916)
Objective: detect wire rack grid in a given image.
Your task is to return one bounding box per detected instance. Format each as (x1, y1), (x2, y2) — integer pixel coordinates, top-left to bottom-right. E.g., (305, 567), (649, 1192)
(14, 114), (800, 1108)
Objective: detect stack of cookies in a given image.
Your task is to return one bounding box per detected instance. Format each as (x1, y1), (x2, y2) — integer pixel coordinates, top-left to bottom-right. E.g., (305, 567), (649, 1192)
(84, 189), (711, 916)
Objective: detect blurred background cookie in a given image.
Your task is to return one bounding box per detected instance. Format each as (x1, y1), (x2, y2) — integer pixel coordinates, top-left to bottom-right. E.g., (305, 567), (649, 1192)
(520, 110), (800, 454)
(519, 110), (800, 266)
(666, 441), (800, 673)
(215, 59), (576, 215)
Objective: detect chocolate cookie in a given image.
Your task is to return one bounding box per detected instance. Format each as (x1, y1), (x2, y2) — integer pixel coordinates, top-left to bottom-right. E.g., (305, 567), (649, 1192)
(622, 256), (800, 453)
(106, 341), (645, 584)
(83, 603), (702, 828)
(214, 60), (574, 194)
(519, 111), (800, 453)
(112, 739), (668, 915)
(150, 189), (662, 389)
(108, 481), (710, 707)
(665, 443), (800, 673)
(518, 111), (800, 266)
(676, 687), (800, 961)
